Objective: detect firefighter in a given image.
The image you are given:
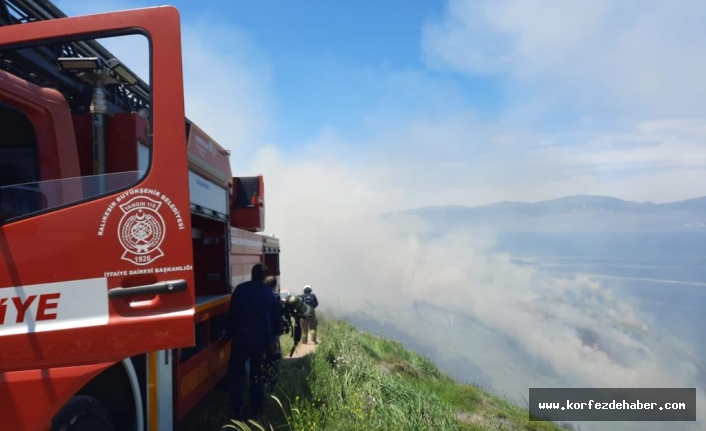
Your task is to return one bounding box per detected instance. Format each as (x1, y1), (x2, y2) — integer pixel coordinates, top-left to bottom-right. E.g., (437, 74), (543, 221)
(225, 264), (283, 421)
(299, 285), (319, 344)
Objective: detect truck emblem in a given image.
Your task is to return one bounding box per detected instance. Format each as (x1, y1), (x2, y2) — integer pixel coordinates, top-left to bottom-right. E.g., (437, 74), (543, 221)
(117, 196), (166, 266)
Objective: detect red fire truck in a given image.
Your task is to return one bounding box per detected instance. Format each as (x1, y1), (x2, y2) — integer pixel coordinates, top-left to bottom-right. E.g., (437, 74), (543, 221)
(0, 1), (281, 430)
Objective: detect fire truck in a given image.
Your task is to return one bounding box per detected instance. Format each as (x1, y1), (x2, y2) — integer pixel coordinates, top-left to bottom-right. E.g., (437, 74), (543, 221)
(0, 1), (281, 430)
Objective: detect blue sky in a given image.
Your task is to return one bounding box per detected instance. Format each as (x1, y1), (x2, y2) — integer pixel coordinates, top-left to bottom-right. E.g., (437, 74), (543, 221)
(187, 0), (441, 142)
(169, 0), (508, 144)
(57, 0), (706, 211)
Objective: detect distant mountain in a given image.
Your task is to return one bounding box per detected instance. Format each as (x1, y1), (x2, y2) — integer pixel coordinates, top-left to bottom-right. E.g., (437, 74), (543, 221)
(383, 195), (706, 232)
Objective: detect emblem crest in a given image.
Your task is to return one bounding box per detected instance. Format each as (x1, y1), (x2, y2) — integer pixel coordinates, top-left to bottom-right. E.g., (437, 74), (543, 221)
(117, 196), (166, 265)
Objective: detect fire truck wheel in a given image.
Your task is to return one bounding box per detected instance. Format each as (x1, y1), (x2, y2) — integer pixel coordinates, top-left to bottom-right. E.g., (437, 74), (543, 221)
(51, 395), (117, 431)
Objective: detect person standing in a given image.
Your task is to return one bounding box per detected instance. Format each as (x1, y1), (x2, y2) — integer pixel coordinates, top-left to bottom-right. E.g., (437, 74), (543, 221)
(299, 285), (319, 344)
(225, 264), (283, 421)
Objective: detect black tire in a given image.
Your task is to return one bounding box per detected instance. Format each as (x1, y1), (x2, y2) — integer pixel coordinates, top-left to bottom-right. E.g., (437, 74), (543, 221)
(51, 395), (117, 431)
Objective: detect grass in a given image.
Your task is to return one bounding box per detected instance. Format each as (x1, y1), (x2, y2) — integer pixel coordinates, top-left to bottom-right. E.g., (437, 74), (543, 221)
(176, 315), (573, 431)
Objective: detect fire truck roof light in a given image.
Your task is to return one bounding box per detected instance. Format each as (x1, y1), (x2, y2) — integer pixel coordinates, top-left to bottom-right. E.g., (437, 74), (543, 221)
(108, 58), (139, 85)
(57, 56), (103, 71)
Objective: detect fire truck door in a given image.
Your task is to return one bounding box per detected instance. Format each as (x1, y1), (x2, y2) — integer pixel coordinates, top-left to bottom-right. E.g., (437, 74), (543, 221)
(0, 7), (195, 372)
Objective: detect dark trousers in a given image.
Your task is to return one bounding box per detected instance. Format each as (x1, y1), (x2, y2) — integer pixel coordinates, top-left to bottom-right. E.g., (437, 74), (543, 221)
(229, 345), (266, 420)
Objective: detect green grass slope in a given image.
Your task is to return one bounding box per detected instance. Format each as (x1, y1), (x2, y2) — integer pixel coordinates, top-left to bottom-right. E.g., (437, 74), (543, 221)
(176, 316), (571, 431)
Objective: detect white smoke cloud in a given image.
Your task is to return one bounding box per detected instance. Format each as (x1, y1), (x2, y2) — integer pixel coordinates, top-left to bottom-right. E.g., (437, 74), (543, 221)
(251, 145), (705, 429)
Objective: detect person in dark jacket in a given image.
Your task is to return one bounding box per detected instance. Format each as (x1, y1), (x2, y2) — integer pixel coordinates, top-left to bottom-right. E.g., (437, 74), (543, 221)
(299, 285), (319, 344)
(225, 264), (283, 421)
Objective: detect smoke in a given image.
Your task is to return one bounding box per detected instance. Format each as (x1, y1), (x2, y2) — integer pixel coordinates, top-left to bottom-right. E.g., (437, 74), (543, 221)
(250, 145), (705, 430)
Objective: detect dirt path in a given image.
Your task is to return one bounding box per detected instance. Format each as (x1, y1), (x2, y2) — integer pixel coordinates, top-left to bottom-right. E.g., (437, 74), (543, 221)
(284, 339), (319, 360)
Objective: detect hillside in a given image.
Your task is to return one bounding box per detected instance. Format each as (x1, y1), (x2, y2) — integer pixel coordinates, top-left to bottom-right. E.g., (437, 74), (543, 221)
(384, 195), (706, 232)
(176, 316), (573, 431)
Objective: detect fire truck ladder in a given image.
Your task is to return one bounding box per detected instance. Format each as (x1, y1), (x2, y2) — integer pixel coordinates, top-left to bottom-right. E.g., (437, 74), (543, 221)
(0, 0), (193, 130)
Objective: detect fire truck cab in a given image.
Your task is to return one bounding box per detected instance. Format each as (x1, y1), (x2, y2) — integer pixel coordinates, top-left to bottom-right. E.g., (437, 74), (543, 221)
(0, 2), (280, 431)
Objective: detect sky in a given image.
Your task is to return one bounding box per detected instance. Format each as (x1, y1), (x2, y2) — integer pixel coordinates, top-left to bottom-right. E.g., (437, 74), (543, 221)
(58, 0), (706, 213)
(48, 2), (706, 426)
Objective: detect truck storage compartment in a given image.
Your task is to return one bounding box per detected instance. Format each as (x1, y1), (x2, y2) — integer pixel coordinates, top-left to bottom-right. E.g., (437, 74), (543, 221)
(191, 215), (228, 297)
(189, 167), (230, 300)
